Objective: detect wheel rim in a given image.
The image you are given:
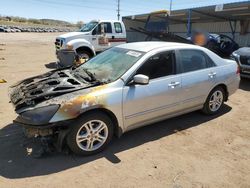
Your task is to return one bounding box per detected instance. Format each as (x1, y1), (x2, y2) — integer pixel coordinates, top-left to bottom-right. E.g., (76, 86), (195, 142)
(76, 120), (108, 151)
(209, 90), (223, 112)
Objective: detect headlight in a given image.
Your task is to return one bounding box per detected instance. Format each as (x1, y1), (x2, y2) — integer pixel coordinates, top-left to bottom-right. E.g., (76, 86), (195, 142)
(232, 52), (240, 58)
(66, 44), (73, 50)
(17, 105), (60, 125)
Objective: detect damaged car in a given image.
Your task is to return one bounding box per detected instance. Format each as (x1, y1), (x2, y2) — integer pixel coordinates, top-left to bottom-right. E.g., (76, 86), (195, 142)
(9, 42), (240, 155)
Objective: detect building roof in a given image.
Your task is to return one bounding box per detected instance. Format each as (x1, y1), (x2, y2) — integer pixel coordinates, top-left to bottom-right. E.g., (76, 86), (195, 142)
(123, 1), (250, 24)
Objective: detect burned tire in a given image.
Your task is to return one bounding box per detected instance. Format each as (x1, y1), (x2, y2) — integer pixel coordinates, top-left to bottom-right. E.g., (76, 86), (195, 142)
(202, 86), (225, 115)
(67, 112), (114, 155)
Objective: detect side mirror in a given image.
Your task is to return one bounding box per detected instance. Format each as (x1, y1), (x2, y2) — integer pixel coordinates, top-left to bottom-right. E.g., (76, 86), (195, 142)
(132, 74), (149, 85)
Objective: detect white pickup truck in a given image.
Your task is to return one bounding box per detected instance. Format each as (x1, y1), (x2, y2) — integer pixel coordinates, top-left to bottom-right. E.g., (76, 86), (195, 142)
(55, 20), (127, 60)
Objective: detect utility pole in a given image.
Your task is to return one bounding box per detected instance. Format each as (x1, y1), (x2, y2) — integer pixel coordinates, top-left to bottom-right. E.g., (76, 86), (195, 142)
(169, 0), (172, 15)
(117, 0), (120, 20)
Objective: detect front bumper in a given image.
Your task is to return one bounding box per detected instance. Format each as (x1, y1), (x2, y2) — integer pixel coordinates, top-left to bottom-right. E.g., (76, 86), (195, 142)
(14, 115), (74, 128)
(240, 72), (250, 79)
(14, 117), (74, 138)
(240, 66), (250, 78)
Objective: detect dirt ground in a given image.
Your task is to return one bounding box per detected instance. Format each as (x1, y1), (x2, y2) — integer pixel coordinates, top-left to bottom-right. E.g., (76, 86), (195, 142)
(0, 33), (249, 188)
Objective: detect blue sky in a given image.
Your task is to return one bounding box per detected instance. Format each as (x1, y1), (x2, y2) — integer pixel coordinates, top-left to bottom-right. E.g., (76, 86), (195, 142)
(0, 0), (247, 23)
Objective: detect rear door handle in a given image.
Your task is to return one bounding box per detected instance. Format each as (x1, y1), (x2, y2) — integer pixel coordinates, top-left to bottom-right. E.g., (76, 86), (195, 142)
(168, 82), (180, 88)
(208, 72), (216, 78)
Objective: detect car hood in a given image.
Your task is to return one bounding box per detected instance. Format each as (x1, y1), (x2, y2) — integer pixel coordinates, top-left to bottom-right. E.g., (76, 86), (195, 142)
(234, 47), (250, 57)
(9, 69), (96, 111)
(57, 31), (90, 39)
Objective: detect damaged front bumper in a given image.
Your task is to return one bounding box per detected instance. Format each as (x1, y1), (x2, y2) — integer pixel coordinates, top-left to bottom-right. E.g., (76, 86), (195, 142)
(14, 117), (74, 153)
(14, 114), (74, 137)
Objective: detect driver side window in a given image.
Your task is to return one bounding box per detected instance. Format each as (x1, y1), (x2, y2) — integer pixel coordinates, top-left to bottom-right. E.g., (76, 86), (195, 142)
(136, 51), (176, 80)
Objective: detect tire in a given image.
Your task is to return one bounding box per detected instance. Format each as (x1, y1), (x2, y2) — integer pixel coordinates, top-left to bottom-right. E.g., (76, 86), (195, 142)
(76, 50), (91, 61)
(202, 86), (225, 115)
(67, 112), (114, 155)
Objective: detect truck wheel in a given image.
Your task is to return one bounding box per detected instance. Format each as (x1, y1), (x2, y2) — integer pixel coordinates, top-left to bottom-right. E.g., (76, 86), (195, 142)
(76, 50), (91, 61)
(67, 112), (114, 155)
(202, 86), (225, 115)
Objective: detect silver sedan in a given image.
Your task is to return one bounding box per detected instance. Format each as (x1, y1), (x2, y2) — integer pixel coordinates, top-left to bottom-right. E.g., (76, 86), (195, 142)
(10, 42), (240, 155)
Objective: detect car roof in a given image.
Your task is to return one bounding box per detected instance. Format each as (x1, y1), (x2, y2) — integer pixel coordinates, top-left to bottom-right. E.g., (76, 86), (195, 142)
(117, 41), (200, 52)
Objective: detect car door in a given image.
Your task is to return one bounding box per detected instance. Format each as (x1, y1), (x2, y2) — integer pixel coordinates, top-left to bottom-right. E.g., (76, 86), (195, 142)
(92, 22), (113, 51)
(122, 50), (182, 130)
(176, 49), (217, 110)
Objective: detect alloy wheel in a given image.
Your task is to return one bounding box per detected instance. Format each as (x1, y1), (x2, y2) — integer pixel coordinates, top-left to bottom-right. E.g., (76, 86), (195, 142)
(209, 90), (223, 112)
(76, 120), (108, 151)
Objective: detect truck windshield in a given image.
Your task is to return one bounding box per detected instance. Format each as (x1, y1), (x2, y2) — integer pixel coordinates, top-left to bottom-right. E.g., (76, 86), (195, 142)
(80, 21), (98, 32)
(73, 47), (145, 83)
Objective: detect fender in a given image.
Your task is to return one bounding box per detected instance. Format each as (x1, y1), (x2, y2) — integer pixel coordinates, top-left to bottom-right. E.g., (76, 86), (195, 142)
(67, 39), (96, 55)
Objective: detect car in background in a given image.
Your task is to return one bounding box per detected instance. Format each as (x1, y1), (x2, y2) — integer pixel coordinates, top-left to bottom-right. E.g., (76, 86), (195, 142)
(231, 47), (250, 78)
(55, 20), (127, 61)
(206, 34), (239, 57)
(9, 42), (240, 155)
(189, 32), (239, 58)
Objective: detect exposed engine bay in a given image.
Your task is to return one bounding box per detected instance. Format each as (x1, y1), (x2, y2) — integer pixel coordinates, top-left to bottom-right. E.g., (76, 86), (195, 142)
(9, 69), (97, 111)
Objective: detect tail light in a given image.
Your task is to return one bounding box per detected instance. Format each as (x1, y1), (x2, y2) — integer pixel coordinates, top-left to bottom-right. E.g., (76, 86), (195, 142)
(236, 65), (240, 75)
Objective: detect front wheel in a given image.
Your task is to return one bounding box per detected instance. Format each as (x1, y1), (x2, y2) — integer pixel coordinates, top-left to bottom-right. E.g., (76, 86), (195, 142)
(67, 112), (114, 155)
(76, 50), (91, 62)
(202, 87), (225, 115)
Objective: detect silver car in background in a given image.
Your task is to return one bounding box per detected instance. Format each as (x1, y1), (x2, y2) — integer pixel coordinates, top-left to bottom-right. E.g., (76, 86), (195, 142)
(10, 42), (240, 155)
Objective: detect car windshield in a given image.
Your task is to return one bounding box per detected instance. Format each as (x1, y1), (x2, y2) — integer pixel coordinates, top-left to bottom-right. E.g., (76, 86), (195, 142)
(80, 21), (98, 32)
(72, 47), (145, 83)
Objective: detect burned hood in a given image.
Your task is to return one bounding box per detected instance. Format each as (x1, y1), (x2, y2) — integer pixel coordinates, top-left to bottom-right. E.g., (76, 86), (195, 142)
(9, 69), (95, 111)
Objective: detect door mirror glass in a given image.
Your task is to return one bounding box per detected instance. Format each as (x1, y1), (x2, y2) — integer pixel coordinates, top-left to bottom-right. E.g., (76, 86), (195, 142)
(133, 74), (149, 85)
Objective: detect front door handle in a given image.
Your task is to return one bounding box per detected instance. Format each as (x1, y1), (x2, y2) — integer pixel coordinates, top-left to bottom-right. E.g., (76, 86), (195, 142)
(168, 82), (180, 88)
(208, 72), (216, 78)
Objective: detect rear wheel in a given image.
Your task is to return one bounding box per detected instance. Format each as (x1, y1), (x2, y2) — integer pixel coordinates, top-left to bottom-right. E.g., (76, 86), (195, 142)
(202, 87), (225, 115)
(67, 112), (114, 155)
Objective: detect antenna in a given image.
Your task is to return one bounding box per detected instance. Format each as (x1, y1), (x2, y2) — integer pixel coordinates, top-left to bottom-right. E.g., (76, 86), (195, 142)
(117, 0), (120, 20)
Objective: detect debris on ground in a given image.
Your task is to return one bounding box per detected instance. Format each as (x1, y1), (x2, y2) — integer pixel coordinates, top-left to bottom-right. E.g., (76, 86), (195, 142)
(0, 79), (7, 83)
(0, 58), (5, 60)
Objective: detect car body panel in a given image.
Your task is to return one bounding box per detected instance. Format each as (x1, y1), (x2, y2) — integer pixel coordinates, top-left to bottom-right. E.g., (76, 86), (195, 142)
(123, 75), (182, 130)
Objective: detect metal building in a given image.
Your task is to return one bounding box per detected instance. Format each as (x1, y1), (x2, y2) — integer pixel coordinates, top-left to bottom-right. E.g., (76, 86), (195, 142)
(122, 1), (250, 46)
